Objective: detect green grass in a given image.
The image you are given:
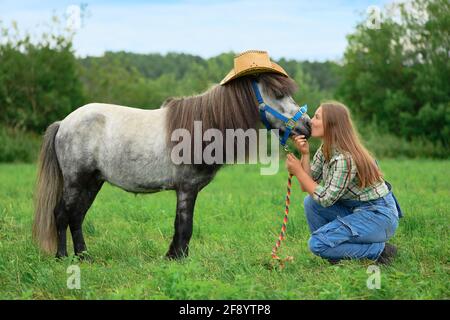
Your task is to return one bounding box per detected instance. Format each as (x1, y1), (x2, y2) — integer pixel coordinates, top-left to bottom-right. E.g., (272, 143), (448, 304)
(0, 160), (449, 299)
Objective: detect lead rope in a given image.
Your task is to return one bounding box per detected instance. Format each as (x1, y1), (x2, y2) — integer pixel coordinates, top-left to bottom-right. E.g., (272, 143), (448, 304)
(271, 169), (294, 268)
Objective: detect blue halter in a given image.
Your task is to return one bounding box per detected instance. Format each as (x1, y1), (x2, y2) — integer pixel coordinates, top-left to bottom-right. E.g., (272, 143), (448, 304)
(251, 80), (307, 149)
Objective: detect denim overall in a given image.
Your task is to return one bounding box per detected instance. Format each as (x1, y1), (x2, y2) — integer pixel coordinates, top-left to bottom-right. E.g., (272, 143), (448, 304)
(304, 191), (401, 261)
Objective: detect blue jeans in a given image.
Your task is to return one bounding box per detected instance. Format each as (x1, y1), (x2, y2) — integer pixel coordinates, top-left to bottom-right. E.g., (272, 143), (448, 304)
(304, 192), (399, 261)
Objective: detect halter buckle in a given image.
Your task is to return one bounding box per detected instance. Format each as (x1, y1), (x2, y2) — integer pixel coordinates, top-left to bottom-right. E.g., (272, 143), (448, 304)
(285, 118), (297, 129)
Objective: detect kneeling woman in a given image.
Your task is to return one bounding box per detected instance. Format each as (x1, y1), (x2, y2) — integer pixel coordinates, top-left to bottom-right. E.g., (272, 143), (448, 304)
(286, 101), (400, 264)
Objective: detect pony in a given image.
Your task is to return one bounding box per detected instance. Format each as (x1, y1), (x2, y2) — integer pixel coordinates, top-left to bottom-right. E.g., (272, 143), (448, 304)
(32, 73), (311, 260)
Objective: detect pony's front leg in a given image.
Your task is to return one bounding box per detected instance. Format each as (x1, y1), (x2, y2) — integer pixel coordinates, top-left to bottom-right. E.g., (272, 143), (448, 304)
(166, 188), (198, 259)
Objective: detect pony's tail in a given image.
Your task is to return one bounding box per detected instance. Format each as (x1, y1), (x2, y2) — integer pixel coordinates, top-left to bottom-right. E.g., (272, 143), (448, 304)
(32, 121), (63, 254)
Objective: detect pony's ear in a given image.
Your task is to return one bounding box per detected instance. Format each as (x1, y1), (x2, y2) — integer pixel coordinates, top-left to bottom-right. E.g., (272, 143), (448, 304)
(258, 73), (298, 98)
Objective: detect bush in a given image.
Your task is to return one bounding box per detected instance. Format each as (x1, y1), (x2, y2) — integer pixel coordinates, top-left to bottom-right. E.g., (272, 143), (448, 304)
(0, 126), (41, 163)
(356, 120), (448, 159)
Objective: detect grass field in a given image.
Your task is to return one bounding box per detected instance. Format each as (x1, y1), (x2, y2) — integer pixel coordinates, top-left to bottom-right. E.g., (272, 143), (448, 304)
(0, 159), (449, 299)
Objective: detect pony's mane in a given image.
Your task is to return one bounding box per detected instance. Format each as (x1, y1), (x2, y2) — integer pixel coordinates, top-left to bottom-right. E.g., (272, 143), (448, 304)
(164, 73), (298, 148)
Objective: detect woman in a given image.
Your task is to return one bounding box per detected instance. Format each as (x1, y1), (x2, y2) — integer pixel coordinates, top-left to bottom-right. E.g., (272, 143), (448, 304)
(286, 101), (399, 264)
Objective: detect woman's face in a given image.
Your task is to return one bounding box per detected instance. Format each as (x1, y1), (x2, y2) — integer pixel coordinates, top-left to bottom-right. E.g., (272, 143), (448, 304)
(311, 106), (324, 138)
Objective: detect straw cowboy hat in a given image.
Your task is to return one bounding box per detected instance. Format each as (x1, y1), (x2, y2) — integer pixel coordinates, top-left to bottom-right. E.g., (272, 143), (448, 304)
(220, 50), (288, 85)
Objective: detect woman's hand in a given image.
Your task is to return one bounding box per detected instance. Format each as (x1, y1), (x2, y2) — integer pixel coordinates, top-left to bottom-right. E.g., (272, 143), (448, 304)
(286, 153), (304, 176)
(292, 135), (309, 155)
(286, 153), (318, 194)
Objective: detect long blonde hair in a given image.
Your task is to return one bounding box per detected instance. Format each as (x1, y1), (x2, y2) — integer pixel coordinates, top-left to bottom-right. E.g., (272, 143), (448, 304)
(320, 101), (383, 188)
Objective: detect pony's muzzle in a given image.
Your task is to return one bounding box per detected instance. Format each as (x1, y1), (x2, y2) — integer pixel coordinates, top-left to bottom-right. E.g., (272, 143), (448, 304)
(291, 114), (311, 139)
(304, 115), (312, 138)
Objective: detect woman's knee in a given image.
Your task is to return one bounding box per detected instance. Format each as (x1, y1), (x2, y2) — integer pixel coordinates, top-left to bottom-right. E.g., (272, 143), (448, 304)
(308, 235), (327, 256)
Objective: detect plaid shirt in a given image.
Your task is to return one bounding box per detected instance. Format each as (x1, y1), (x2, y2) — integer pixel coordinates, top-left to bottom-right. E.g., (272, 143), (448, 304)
(310, 146), (389, 207)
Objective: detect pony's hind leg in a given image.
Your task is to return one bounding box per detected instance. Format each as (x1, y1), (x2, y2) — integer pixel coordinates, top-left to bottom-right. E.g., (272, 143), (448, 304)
(54, 197), (70, 259)
(70, 173), (103, 258)
(54, 171), (103, 259)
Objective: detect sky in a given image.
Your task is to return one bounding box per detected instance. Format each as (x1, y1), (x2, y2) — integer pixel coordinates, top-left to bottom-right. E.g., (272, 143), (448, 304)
(0, 0), (394, 61)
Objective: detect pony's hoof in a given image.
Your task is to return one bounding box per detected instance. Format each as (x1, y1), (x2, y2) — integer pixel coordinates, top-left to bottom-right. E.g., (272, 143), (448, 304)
(76, 251), (93, 263)
(165, 250), (187, 260)
(55, 253), (68, 260)
(165, 244), (189, 260)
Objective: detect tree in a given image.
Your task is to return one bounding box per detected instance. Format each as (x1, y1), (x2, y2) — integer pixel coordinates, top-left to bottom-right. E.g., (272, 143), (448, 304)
(0, 20), (85, 132)
(338, 0), (449, 147)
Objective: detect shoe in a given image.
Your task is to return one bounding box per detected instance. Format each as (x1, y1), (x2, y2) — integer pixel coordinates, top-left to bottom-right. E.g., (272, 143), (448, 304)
(376, 243), (398, 265)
